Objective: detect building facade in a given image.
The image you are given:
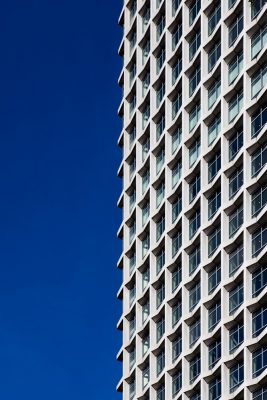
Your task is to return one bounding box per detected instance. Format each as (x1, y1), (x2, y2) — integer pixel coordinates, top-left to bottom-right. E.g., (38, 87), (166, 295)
(117, 0), (267, 399)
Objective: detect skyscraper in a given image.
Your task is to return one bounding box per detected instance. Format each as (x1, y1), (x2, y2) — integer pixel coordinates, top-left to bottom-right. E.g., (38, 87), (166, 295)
(117, 1), (267, 399)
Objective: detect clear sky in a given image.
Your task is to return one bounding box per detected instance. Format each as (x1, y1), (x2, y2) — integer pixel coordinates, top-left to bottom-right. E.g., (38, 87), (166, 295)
(0, 1), (123, 398)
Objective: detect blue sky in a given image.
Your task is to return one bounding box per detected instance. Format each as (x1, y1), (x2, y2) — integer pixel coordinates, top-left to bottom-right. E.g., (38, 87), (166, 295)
(0, 1), (123, 398)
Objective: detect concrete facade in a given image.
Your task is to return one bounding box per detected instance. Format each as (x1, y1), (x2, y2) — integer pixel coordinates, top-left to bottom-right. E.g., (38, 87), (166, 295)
(117, 0), (267, 399)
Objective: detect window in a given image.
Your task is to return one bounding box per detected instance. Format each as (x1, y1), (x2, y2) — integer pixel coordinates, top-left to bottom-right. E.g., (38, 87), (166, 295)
(142, 202), (150, 226)
(252, 25), (267, 59)
(172, 371), (182, 397)
(157, 350), (165, 376)
(189, 31), (201, 61)
(208, 264), (221, 294)
(156, 48), (165, 74)
(189, 138), (200, 167)
(172, 93), (182, 119)
(172, 125), (182, 153)
(172, 231), (182, 257)
(129, 31), (137, 53)
(252, 347), (267, 378)
(251, 0), (267, 19)
(191, 393), (201, 400)
(129, 157), (136, 180)
(189, 319), (201, 347)
(156, 182), (165, 207)
(209, 340), (221, 369)
(208, 190), (221, 219)
(172, 196), (182, 222)
(189, 210), (201, 239)
(129, 348), (136, 370)
(129, 284), (136, 306)
(229, 167), (243, 199)
(209, 302), (221, 331)
(208, 80), (221, 109)
(172, 161), (182, 188)
(156, 318), (165, 342)
(208, 152), (221, 183)
(229, 323), (244, 353)
(252, 64), (267, 98)
(142, 104), (150, 128)
(142, 234), (150, 258)
(189, 282), (201, 311)
(156, 284), (165, 308)
(142, 300), (149, 323)
(129, 221), (136, 244)
(129, 190), (136, 214)
(189, 175), (200, 203)
(129, 126), (136, 150)
(172, 0), (181, 16)
(142, 267), (149, 290)
(156, 114), (165, 140)
(129, 0), (137, 20)
(172, 24), (182, 50)
(208, 4), (221, 36)
(129, 315), (136, 339)
(189, 0), (200, 25)
(129, 253), (136, 276)
(129, 63), (136, 87)
(129, 95), (136, 118)
(156, 215), (165, 241)
(157, 384), (165, 400)
(229, 131), (243, 161)
(156, 249), (165, 274)
(229, 52), (243, 85)
(228, 14), (243, 47)
(129, 380), (135, 400)
(208, 227), (221, 257)
(208, 42), (221, 72)
(189, 104), (201, 132)
(229, 0), (239, 7)
(252, 185), (267, 217)
(142, 6), (150, 32)
(208, 114), (221, 145)
(251, 105), (267, 138)
(189, 245), (201, 275)
(142, 39), (150, 65)
(252, 226), (267, 257)
(229, 244), (243, 276)
(229, 362), (244, 393)
(209, 377), (221, 400)
(229, 90), (243, 122)
(251, 143), (267, 178)
(142, 335), (150, 356)
(156, 149), (165, 175)
(172, 301), (182, 327)
(229, 205), (243, 238)
(142, 366), (149, 389)
(156, 15), (165, 41)
(172, 58), (182, 85)
(252, 266), (267, 297)
(142, 137), (150, 161)
(190, 355), (201, 383)
(156, 82), (165, 107)
(172, 265), (182, 292)
(253, 386), (267, 400)
(172, 336), (182, 361)
(229, 283), (244, 315)
(189, 66), (201, 97)
(252, 307), (267, 337)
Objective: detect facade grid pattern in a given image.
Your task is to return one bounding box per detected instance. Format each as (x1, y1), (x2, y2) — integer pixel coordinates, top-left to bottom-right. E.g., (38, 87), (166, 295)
(117, 0), (267, 399)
